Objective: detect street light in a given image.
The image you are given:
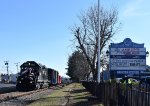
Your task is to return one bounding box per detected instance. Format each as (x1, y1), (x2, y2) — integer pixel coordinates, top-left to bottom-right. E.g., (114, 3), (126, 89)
(106, 50), (110, 71)
(4, 61), (9, 75)
(146, 51), (149, 57)
(106, 50), (109, 57)
(4, 61), (9, 82)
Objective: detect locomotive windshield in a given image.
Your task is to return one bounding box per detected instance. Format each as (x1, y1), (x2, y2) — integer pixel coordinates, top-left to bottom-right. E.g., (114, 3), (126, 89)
(21, 67), (34, 74)
(20, 61), (40, 74)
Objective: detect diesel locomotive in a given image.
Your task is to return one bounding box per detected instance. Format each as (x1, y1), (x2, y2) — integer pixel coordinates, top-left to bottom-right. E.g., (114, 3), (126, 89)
(16, 61), (61, 91)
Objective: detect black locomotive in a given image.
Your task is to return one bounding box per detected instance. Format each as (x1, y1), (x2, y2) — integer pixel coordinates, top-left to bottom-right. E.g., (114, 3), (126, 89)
(16, 61), (62, 91)
(16, 61), (49, 91)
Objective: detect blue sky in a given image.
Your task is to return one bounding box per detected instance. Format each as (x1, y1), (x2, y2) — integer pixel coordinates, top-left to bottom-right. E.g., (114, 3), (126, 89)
(0, 0), (150, 77)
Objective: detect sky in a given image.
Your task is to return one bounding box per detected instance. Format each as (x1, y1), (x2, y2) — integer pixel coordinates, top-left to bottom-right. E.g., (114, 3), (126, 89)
(0, 0), (150, 77)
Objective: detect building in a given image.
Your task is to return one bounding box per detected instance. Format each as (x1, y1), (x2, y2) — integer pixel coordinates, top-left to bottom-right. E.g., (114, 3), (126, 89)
(1, 74), (9, 82)
(9, 73), (19, 83)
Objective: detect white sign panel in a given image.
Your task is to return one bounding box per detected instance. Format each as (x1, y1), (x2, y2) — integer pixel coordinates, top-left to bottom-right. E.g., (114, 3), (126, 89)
(110, 59), (146, 70)
(110, 48), (146, 55)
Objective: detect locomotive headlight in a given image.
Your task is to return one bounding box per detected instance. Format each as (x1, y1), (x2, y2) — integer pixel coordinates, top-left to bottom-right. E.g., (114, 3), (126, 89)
(29, 81), (33, 83)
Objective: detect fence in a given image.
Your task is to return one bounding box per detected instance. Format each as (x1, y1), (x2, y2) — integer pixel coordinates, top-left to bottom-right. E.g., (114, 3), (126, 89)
(82, 81), (150, 106)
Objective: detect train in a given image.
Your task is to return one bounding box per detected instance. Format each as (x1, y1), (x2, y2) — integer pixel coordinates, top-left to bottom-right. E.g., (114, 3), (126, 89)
(16, 61), (62, 91)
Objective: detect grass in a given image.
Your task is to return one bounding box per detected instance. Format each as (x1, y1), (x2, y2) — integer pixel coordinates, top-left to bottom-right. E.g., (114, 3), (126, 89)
(28, 83), (103, 106)
(28, 84), (74, 106)
(66, 83), (103, 106)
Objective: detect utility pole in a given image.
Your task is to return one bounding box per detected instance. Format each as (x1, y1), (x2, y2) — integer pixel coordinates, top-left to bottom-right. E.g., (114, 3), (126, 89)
(15, 62), (20, 73)
(97, 0), (101, 83)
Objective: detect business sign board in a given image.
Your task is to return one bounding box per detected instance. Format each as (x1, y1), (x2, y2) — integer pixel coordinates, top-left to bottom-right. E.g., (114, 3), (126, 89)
(110, 59), (146, 70)
(109, 38), (146, 78)
(110, 48), (146, 55)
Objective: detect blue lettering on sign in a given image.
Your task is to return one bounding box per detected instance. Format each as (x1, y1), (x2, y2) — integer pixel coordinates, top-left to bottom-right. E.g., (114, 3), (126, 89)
(110, 55), (146, 59)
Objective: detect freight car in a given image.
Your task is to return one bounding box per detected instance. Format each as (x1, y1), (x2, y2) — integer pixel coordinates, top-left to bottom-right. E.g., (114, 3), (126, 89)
(47, 68), (62, 86)
(16, 61), (48, 91)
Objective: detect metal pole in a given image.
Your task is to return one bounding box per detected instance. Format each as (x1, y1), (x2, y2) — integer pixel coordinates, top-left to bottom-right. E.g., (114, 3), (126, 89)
(97, 0), (101, 83)
(4, 61), (9, 82)
(15, 62), (20, 73)
(4, 61), (9, 75)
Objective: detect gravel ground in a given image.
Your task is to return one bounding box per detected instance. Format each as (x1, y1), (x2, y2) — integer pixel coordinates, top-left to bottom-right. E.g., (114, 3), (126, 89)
(0, 89), (53, 106)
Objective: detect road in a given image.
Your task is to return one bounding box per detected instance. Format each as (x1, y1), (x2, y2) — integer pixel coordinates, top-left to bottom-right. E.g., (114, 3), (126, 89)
(0, 83), (16, 88)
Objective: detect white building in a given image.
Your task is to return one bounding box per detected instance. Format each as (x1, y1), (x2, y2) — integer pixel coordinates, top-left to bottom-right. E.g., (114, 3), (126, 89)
(10, 74), (19, 83)
(1, 74), (9, 82)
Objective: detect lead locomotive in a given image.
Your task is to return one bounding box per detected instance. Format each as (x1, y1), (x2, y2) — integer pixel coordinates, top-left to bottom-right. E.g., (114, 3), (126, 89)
(16, 61), (48, 91)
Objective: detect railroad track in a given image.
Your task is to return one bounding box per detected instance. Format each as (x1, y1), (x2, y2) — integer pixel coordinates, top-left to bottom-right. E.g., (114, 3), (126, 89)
(0, 87), (48, 103)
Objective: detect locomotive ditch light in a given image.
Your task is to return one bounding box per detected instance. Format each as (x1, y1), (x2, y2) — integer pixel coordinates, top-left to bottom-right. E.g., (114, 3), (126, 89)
(30, 81), (33, 83)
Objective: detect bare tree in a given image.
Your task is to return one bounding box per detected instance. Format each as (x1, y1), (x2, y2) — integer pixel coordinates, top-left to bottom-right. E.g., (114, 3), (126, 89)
(71, 5), (120, 81)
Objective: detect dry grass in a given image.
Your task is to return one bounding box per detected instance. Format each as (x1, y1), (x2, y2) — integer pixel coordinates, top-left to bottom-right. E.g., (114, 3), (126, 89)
(28, 83), (103, 106)
(28, 84), (74, 106)
(66, 83), (103, 106)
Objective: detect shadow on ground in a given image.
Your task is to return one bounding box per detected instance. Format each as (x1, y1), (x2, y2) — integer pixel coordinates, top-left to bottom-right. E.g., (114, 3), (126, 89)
(68, 98), (103, 106)
(70, 89), (87, 93)
(67, 85), (103, 106)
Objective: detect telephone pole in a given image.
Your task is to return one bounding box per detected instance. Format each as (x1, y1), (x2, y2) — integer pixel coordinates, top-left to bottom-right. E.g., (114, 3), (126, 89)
(15, 62), (20, 73)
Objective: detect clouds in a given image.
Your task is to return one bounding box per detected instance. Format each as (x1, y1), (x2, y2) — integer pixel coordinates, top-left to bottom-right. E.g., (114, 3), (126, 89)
(123, 0), (150, 17)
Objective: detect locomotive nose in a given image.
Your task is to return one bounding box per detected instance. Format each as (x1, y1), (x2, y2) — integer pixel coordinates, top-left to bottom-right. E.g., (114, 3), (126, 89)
(19, 75), (34, 84)
(24, 76), (34, 82)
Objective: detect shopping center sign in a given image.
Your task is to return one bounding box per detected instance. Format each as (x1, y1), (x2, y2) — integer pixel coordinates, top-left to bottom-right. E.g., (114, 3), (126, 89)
(109, 38), (146, 78)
